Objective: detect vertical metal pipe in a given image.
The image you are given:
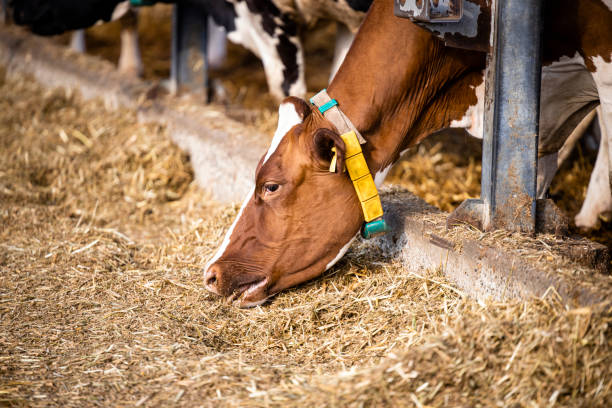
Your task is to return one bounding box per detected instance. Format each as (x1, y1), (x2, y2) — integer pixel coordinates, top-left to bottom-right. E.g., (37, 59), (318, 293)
(1, 0), (9, 24)
(481, 0), (542, 233)
(170, 3), (209, 97)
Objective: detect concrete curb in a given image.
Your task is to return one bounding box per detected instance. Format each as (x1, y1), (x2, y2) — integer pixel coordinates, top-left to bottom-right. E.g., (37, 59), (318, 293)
(378, 188), (611, 305)
(2, 24), (609, 306)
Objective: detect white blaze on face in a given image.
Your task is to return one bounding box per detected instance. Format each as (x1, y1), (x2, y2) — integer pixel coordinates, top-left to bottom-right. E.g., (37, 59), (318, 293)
(205, 101), (303, 273)
(204, 187), (255, 273)
(263, 102), (303, 165)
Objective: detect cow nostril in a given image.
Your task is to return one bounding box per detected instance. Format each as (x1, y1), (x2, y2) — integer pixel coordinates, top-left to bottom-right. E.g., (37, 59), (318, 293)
(204, 264), (220, 294)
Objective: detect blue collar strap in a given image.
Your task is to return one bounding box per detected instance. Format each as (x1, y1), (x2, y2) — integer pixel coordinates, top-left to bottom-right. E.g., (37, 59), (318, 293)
(310, 89), (366, 144)
(317, 98), (338, 114)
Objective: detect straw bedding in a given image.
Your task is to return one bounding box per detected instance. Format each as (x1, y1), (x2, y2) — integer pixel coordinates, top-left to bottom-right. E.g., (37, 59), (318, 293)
(2, 5), (612, 405)
(1, 64), (612, 407)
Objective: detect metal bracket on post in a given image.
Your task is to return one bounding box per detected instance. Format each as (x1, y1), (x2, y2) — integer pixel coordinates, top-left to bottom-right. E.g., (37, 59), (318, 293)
(394, 0), (489, 52)
(448, 0), (542, 234)
(394, 0), (463, 22)
(170, 3), (209, 98)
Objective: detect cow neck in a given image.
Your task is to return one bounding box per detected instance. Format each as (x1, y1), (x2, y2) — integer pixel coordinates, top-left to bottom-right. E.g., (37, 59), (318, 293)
(326, 0), (482, 176)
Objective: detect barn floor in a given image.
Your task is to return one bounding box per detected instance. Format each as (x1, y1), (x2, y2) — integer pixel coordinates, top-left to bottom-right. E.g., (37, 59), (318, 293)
(1, 4), (611, 406)
(2, 64), (612, 408)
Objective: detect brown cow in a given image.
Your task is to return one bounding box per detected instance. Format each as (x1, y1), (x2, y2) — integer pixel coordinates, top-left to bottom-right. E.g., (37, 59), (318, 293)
(205, 0), (612, 307)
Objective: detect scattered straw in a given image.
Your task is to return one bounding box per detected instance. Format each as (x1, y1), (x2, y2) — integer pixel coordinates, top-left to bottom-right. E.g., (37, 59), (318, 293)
(1, 69), (611, 407)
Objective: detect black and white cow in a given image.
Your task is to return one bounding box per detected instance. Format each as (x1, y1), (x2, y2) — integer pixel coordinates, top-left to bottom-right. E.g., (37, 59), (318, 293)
(192, 0), (371, 99)
(10, 0), (372, 100)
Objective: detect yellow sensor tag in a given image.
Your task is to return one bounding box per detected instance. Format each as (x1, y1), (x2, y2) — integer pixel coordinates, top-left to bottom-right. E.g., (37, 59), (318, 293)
(332, 131), (385, 224)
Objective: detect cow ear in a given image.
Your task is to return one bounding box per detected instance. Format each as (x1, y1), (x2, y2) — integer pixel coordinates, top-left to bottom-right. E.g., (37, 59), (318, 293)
(313, 128), (346, 173)
(282, 96), (311, 121)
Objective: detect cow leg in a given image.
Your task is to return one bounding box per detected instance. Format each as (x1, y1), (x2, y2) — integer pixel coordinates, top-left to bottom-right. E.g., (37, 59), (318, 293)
(535, 54), (601, 206)
(590, 57), (612, 198)
(536, 153), (558, 199)
(539, 55), (598, 155)
(70, 30), (86, 53)
(575, 108), (612, 228)
(226, 2), (306, 100)
(117, 8), (142, 78)
(557, 108), (598, 167)
(329, 23), (355, 82)
(575, 57), (612, 229)
(536, 108), (598, 198)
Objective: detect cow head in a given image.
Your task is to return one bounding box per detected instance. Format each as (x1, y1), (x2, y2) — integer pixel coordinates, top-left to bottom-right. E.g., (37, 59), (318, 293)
(204, 97), (364, 307)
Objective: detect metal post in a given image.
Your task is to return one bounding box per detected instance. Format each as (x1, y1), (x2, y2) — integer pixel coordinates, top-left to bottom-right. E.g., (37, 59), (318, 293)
(1, 0), (9, 24)
(449, 0), (542, 234)
(170, 3), (209, 97)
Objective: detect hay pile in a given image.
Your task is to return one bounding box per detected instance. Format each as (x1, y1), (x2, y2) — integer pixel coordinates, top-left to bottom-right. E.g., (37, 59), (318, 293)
(387, 130), (483, 213)
(1, 70), (612, 407)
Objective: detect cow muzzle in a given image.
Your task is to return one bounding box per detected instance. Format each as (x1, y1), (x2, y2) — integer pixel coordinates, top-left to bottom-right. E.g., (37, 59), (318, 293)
(204, 263), (270, 307)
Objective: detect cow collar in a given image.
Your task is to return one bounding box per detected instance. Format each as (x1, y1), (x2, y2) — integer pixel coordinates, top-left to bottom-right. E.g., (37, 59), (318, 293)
(309, 89), (388, 239)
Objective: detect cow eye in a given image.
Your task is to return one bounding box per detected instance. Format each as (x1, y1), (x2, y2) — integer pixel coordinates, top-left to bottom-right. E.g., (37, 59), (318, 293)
(263, 183), (280, 196)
